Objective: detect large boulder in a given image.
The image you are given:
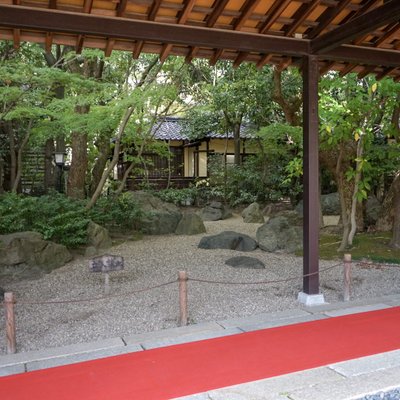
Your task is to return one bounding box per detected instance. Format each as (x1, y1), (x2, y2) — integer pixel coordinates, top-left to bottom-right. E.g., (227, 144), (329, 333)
(87, 221), (112, 249)
(365, 195), (382, 227)
(225, 256), (265, 269)
(198, 201), (232, 221)
(129, 191), (182, 235)
(241, 202), (265, 223)
(257, 213), (303, 253)
(175, 213), (206, 235)
(0, 231), (72, 275)
(296, 192), (340, 216)
(198, 231), (257, 252)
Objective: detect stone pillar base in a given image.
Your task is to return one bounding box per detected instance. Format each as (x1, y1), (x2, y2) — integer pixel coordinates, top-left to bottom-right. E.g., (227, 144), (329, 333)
(297, 292), (326, 306)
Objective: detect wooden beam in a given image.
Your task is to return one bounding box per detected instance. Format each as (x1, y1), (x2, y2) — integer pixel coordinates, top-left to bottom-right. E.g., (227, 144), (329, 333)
(311, 0), (400, 54)
(0, 5), (310, 56)
(49, 0), (57, 9)
(259, 0), (292, 34)
(307, 0), (352, 39)
(326, 44), (400, 67)
(302, 54), (320, 296)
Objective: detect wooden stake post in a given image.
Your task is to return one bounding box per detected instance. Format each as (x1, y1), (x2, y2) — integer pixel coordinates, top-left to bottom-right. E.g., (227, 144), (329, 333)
(4, 292), (16, 354)
(343, 254), (352, 302)
(179, 271), (188, 326)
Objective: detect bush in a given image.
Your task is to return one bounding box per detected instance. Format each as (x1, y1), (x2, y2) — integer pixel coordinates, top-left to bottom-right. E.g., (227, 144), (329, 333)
(89, 192), (144, 230)
(153, 187), (197, 206)
(0, 192), (90, 248)
(0, 192), (145, 247)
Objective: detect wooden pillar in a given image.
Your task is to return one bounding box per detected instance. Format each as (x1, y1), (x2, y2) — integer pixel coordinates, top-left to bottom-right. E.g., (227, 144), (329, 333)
(302, 55), (320, 295)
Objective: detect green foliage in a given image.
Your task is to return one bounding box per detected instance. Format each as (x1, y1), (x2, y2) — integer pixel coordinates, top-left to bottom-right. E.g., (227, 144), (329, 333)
(0, 192), (145, 246)
(0, 192), (89, 247)
(154, 187), (197, 205)
(89, 192), (144, 230)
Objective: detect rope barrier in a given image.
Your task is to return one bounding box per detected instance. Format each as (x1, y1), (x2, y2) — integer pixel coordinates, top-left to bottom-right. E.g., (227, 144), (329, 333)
(188, 263), (342, 286)
(12, 279), (178, 306)
(355, 261), (400, 269)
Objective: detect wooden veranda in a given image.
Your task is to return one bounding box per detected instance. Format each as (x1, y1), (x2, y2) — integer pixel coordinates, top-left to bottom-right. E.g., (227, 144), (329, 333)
(1, 0), (400, 299)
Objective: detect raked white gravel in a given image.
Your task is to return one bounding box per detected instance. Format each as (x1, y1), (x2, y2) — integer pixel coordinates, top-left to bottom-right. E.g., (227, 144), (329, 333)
(1, 214), (399, 354)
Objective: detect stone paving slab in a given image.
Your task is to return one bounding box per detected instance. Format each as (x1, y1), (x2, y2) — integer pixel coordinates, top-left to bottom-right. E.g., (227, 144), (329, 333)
(0, 364), (25, 377)
(238, 313), (328, 332)
(140, 327), (242, 350)
(0, 337), (132, 375)
(26, 343), (143, 372)
(123, 321), (225, 345)
(329, 349), (400, 377)
(175, 366), (343, 400)
(304, 294), (400, 314)
(287, 364), (400, 400)
(217, 309), (312, 329)
(322, 303), (391, 317)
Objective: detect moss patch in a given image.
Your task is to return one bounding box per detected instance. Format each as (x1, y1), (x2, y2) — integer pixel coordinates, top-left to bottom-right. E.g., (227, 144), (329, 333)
(297, 232), (400, 264)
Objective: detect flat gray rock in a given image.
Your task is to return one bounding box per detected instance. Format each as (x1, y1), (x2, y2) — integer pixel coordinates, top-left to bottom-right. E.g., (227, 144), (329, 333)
(225, 256), (265, 269)
(198, 231), (257, 252)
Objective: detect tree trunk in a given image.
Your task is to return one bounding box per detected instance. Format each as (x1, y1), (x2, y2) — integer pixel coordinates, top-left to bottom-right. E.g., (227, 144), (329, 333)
(389, 174), (400, 248)
(89, 135), (111, 197)
(348, 135), (365, 245)
(12, 120), (32, 193)
(233, 122), (241, 166)
(44, 138), (55, 192)
(272, 67), (301, 126)
(86, 106), (134, 210)
(8, 123), (16, 190)
(67, 105), (89, 199)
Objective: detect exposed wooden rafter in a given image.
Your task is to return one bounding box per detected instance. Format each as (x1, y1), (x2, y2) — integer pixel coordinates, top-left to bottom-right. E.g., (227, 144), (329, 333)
(234, 0), (262, 31)
(116, 0), (128, 17)
(339, 63), (356, 77)
(285, 0), (321, 37)
(160, 0), (196, 62)
(259, 0), (292, 34)
(307, 0), (352, 39)
(319, 61), (335, 75)
(0, 1), (400, 80)
(133, 0), (163, 58)
(357, 65), (376, 79)
(256, 53), (273, 69)
(311, 0), (400, 54)
(376, 66), (397, 81)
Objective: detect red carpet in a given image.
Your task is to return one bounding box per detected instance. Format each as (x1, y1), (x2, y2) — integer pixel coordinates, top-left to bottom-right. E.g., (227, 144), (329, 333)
(1, 307), (400, 400)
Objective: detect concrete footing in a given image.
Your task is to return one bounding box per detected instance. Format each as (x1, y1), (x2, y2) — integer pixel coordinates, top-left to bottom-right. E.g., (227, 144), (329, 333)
(297, 292), (326, 306)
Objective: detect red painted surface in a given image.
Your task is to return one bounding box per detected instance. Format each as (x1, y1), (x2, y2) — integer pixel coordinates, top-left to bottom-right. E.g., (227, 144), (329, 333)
(1, 307), (400, 400)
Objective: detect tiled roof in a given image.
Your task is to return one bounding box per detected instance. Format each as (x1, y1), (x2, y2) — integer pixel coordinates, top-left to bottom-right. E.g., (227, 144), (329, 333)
(152, 117), (254, 141)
